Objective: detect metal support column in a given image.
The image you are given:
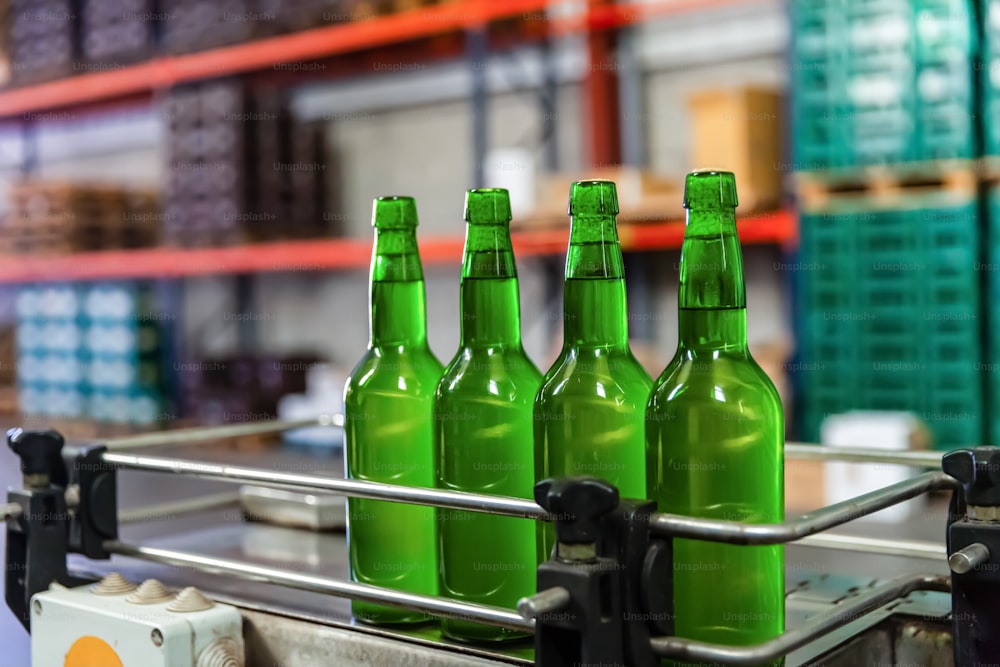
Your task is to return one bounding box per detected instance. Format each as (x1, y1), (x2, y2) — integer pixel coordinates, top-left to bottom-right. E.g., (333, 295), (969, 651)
(234, 274), (257, 351)
(616, 11), (654, 342)
(20, 121), (37, 177)
(583, 0), (621, 168)
(539, 35), (560, 172)
(467, 25), (490, 189)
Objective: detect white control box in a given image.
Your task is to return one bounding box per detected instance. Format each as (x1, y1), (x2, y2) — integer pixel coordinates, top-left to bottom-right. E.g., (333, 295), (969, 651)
(31, 576), (244, 667)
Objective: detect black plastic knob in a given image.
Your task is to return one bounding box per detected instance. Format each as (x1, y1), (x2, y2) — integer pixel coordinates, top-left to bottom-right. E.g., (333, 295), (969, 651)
(7, 428), (65, 486)
(943, 447), (1000, 508)
(535, 476), (619, 545)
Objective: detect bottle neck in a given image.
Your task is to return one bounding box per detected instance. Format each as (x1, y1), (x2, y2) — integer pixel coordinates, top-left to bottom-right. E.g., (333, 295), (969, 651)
(563, 215), (629, 348)
(460, 223), (522, 348)
(369, 227), (428, 347)
(677, 209), (747, 351)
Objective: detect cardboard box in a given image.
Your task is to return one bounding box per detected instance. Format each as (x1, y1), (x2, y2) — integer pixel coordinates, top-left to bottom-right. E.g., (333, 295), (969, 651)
(687, 87), (784, 212)
(521, 166), (681, 230)
(787, 412), (932, 515)
(786, 459), (826, 512)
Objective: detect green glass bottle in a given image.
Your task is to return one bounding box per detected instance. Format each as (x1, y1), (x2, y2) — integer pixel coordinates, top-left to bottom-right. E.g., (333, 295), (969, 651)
(344, 196), (444, 625)
(646, 171), (784, 662)
(534, 179), (653, 560)
(434, 188), (542, 643)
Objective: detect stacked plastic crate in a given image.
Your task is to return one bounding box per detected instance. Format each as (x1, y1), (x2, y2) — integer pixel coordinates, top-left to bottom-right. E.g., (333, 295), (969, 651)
(15, 286), (86, 418)
(164, 79), (334, 247)
(82, 283), (167, 425)
(15, 283), (169, 424)
(982, 0), (1000, 444)
(8, 0), (78, 85)
(80, 0), (157, 66)
(163, 80), (251, 247)
(793, 0), (981, 449)
(793, 0), (975, 168)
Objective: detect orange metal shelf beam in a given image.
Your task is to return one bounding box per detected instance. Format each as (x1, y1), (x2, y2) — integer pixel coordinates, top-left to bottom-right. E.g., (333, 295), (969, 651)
(0, 210), (795, 283)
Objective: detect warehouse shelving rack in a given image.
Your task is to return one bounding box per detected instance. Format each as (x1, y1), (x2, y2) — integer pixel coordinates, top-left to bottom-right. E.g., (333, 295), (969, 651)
(0, 0), (797, 432)
(0, 0), (797, 283)
(0, 209), (795, 282)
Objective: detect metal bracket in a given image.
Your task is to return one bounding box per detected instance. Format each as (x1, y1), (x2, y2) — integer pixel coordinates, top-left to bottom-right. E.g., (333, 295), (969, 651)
(4, 430), (117, 631)
(524, 478), (667, 667)
(5, 429), (71, 630)
(942, 447), (1000, 667)
(64, 444), (118, 559)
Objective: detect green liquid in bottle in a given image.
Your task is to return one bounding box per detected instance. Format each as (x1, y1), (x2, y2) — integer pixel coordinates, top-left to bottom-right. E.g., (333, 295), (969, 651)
(436, 189), (542, 643)
(345, 197), (443, 625)
(646, 172), (784, 664)
(535, 180), (653, 560)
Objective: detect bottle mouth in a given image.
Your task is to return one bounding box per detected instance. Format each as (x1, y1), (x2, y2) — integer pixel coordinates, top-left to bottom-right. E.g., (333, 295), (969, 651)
(568, 179), (620, 216)
(372, 196), (419, 228)
(683, 170), (738, 210)
(464, 188), (512, 224)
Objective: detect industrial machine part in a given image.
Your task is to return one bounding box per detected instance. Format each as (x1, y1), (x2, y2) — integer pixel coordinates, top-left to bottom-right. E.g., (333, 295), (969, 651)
(0, 418), (987, 666)
(942, 447), (1000, 664)
(31, 575), (244, 667)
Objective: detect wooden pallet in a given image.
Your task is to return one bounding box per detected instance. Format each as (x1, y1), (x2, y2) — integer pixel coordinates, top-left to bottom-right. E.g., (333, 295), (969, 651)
(795, 160), (977, 210)
(346, 0), (437, 20)
(3, 180), (162, 255)
(979, 156), (1000, 182)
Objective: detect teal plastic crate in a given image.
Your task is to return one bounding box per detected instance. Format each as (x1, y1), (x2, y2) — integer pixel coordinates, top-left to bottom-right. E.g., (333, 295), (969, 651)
(793, 0), (975, 166)
(798, 194), (983, 448)
(983, 185), (1000, 444)
(14, 281), (171, 423)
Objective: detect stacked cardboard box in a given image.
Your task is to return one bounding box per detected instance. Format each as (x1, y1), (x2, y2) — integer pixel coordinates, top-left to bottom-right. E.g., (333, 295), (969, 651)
(164, 79), (335, 246)
(80, 0), (156, 66)
(9, 0), (77, 85)
(3, 181), (161, 256)
(178, 353), (320, 423)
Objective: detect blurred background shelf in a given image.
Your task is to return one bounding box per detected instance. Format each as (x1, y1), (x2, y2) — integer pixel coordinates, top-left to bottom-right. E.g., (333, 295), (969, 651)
(0, 210), (795, 282)
(0, 0), (982, 451)
(0, 0), (751, 118)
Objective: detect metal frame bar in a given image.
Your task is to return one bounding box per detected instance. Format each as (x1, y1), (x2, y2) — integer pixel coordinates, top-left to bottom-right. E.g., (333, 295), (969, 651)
(648, 472), (956, 545)
(650, 574), (950, 665)
(785, 443), (943, 468)
(102, 416), (340, 451)
(102, 417), (948, 471)
(105, 540), (533, 632)
(794, 534), (946, 561)
(101, 451), (546, 519)
(102, 450), (954, 547)
(89, 422), (962, 664)
(118, 492), (241, 524)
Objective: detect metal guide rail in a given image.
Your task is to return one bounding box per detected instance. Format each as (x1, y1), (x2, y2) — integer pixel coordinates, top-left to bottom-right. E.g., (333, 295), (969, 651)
(1, 418), (997, 666)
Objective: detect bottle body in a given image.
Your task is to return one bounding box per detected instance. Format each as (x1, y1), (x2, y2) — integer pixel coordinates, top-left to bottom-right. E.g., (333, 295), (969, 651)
(436, 189), (542, 643)
(646, 171), (784, 662)
(646, 317), (784, 653)
(535, 180), (652, 560)
(345, 338), (442, 624)
(344, 198), (443, 625)
(435, 338), (541, 641)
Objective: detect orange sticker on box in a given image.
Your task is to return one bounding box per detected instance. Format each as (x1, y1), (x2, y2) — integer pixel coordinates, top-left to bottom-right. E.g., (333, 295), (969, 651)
(64, 635), (124, 667)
